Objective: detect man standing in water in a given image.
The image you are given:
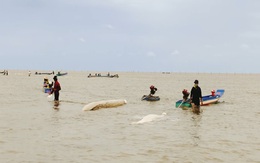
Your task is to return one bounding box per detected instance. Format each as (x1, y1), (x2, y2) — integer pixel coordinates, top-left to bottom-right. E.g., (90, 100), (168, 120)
(190, 80), (203, 114)
(50, 76), (61, 105)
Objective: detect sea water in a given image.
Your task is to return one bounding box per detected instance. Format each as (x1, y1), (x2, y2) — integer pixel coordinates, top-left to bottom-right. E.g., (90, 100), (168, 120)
(0, 70), (259, 163)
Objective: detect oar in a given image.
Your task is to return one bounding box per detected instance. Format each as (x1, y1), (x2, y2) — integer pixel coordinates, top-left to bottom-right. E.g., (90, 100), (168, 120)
(141, 95), (147, 101)
(178, 100), (184, 108)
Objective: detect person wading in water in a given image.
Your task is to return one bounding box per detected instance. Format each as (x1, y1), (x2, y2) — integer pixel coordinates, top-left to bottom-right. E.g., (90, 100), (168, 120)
(190, 80), (203, 114)
(50, 76), (61, 106)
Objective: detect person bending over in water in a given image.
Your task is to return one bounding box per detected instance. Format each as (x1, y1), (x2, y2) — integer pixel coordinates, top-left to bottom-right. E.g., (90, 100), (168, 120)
(43, 77), (50, 88)
(182, 89), (190, 102)
(149, 85), (157, 97)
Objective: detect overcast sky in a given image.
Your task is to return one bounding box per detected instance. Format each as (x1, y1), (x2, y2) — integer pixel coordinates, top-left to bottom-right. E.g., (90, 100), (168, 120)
(0, 0), (260, 73)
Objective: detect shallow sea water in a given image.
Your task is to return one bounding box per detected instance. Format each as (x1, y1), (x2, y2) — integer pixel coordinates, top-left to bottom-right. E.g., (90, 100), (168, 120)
(0, 71), (259, 163)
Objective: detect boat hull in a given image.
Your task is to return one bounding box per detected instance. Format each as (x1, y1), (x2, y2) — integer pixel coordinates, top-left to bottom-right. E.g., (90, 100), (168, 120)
(56, 72), (68, 76)
(35, 72), (54, 75)
(142, 95), (160, 101)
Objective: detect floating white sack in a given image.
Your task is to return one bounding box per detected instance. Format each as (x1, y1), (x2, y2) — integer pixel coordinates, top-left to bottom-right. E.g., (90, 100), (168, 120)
(82, 99), (127, 111)
(132, 112), (167, 124)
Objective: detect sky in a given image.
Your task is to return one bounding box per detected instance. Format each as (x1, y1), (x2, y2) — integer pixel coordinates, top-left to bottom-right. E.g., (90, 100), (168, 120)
(0, 0), (260, 73)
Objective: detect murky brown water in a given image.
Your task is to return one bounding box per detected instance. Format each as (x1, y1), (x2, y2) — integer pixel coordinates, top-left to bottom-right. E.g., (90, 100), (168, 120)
(0, 71), (259, 163)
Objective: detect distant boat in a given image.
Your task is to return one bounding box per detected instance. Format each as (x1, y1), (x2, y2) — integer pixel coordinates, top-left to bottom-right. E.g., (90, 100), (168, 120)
(56, 72), (68, 76)
(35, 71), (54, 75)
(0, 70), (8, 75)
(88, 74), (119, 78)
(175, 89), (225, 108)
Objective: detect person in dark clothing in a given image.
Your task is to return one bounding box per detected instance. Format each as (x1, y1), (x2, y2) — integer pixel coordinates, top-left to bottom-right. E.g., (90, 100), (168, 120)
(50, 76), (61, 101)
(149, 85), (157, 97)
(190, 80), (203, 114)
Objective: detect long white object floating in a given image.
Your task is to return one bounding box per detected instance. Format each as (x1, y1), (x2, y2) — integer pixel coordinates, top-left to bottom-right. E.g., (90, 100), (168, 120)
(82, 99), (127, 111)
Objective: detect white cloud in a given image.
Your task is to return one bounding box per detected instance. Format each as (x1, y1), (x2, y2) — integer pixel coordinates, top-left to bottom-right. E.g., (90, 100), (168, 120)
(241, 44), (250, 49)
(240, 31), (260, 39)
(170, 50), (180, 56)
(204, 44), (214, 48)
(146, 51), (156, 57)
(116, 53), (123, 57)
(105, 24), (114, 30)
(248, 12), (260, 19)
(79, 38), (86, 42)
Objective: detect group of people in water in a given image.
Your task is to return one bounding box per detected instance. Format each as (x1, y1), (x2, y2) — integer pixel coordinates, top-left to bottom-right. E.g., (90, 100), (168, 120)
(149, 79), (205, 114)
(43, 76), (208, 113)
(87, 72), (119, 78)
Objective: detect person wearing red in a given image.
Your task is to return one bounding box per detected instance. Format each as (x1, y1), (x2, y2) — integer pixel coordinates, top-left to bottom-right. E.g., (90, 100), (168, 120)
(50, 76), (61, 101)
(149, 85), (157, 97)
(182, 89), (190, 102)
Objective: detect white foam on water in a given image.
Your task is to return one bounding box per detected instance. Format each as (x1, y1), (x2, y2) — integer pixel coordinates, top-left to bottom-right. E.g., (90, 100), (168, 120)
(131, 112), (167, 124)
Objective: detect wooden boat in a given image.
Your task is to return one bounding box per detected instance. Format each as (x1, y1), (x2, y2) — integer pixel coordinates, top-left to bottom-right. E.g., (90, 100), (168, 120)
(35, 71), (54, 75)
(56, 72), (68, 76)
(142, 95), (160, 101)
(175, 89), (225, 108)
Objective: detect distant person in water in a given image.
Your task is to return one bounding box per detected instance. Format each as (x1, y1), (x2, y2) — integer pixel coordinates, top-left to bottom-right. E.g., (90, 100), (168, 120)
(43, 77), (51, 88)
(190, 80), (203, 114)
(149, 85), (157, 97)
(50, 76), (61, 101)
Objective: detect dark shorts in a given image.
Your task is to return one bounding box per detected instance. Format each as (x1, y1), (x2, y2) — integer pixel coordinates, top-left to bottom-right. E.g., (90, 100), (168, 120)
(54, 91), (59, 101)
(193, 99), (200, 106)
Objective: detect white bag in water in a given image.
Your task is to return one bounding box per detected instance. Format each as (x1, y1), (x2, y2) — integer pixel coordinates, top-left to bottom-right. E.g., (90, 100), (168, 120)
(82, 99), (127, 111)
(132, 112), (167, 124)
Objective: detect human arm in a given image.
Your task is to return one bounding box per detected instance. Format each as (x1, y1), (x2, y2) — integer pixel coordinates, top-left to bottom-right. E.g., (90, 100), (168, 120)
(190, 88), (193, 103)
(200, 97), (203, 105)
(200, 88), (203, 105)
